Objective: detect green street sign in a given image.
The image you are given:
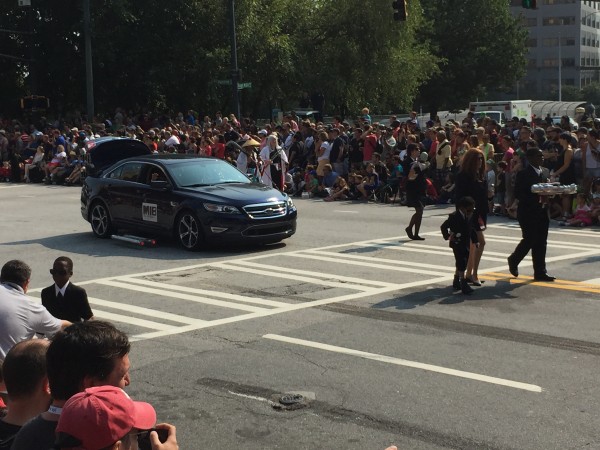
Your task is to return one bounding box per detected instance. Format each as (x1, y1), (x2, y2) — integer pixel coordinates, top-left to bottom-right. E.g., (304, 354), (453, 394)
(217, 80), (232, 86)
(237, 82), (252, 90)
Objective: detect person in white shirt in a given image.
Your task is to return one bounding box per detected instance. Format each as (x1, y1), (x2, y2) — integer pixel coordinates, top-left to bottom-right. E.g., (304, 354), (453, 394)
(0, 260), (70, 359)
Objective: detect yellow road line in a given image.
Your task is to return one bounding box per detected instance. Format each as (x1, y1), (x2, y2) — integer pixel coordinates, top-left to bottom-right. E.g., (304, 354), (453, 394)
(481, 273), (600, 295)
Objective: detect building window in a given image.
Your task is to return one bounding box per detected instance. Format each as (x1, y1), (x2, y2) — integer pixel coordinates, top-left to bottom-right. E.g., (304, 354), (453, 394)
(528, 59), (537, 68)
(527, 38), (537, 47)
(543, 58), (559, 67)
(562, 58), (575, 67)
(543, 0), (575, 3)
(523, 17), (537, 27)
(542, 16), (576, 25)
(543, 38), (558, 47)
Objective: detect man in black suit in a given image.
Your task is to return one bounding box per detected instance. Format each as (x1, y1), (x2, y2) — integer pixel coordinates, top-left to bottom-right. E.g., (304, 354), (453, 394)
(507, 147), (556, 282)
(41, 257), (94, 323)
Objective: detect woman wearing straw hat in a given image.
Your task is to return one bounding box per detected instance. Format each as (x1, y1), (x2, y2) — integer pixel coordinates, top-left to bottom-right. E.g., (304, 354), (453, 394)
(237, 138), (260, 180)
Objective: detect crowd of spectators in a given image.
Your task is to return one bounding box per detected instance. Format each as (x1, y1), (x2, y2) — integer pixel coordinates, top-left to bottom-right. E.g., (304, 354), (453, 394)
(1, 107), (599, 225)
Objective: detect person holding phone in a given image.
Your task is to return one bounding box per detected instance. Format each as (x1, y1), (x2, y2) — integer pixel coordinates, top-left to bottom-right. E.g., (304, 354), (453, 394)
(54, 385), (178, 450)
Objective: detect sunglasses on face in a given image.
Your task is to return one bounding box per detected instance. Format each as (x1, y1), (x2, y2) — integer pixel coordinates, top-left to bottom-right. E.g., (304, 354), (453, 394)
(50, 268), (68, 276)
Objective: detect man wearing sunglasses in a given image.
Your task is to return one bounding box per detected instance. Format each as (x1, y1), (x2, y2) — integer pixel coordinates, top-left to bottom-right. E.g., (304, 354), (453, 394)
(41, 257), (94, 323)
(0, 260), (71, 359)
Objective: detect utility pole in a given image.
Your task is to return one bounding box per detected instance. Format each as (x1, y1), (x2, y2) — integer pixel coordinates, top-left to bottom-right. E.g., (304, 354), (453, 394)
(229, 0), (241, 119)
(83, 0), (94, 121)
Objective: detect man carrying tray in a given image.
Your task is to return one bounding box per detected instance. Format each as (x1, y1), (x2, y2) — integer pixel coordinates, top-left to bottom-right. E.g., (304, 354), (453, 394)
(507, 147), (556, 282)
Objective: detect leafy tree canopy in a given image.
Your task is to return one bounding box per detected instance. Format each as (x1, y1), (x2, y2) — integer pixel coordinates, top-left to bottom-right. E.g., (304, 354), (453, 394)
(0, 0), (527, 120)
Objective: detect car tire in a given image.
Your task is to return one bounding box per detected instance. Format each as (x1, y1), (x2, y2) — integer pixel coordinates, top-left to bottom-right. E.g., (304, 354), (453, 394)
(175, 210), (203, 251)
(90, 201), (114, 238)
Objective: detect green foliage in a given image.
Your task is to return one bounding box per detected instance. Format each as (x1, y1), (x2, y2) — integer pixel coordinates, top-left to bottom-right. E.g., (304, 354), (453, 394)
(417, 0), (528, 114)
(0, 0), (526, 120)
(581, 82), (600, 105)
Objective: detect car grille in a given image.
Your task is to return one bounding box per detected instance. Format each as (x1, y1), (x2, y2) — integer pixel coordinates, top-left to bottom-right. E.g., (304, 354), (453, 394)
(243, 202), (287, 219)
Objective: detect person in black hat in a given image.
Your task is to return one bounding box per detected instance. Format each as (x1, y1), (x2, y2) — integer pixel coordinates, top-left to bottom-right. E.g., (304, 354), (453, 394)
(507, 147), (556, 282)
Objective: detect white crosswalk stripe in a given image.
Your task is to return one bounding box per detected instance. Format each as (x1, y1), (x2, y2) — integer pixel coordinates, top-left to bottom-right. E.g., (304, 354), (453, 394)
(43, 226), (599, 341)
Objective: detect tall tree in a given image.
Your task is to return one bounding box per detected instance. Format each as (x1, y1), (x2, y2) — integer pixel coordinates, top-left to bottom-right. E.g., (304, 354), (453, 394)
(417, 0), (528, 115)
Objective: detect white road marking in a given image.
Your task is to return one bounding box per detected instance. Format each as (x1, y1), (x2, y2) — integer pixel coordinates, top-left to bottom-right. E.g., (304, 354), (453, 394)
(488, 223), (600, 239)
(93, 309), (178, 330)
(483, 234), (600, 251)
(88, 297), (206, 325)
(227, 391), (274, 405)
(583, 278), (600, 285)
(129, 276), (452, 341)
(96, 279), (268, 313)
(116, 277), (290, 308)
(263, 334), (543, 393)
(213, 261), (382, 292)
(24, 229), (599, 342)
(223, 260), (397, 288)
(288, 252), (446, 276)
(333, 210), (359, 213)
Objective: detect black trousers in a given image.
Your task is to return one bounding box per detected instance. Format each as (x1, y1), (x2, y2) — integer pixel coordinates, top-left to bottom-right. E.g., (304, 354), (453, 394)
(452, 244), (469, 272)
(511, 210), (549, 276)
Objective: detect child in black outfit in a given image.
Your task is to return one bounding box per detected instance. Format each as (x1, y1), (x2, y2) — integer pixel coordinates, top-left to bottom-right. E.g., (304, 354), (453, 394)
(440, 196), (479, 294)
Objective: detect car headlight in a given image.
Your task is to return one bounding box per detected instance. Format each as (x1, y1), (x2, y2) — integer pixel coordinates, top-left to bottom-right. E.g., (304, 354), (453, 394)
(203, 203), (242, 214)
(286, 197), (296, 210)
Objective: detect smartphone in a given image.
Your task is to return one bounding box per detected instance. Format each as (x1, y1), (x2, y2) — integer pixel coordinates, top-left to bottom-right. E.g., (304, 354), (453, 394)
(137, 428), (169, 450)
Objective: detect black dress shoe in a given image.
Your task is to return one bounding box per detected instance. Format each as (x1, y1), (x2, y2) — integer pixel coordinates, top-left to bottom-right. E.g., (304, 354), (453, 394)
(461, 279), (474, 295)
(452, 275), (460, 290)
(507, 256), (519, 277)
(412, 235), (425, 241)
(534, 274), (556, 282)
(405, 227), (415, 240)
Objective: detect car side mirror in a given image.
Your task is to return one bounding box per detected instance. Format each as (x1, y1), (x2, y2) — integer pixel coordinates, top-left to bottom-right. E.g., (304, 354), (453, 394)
(150, 180), (170, 190)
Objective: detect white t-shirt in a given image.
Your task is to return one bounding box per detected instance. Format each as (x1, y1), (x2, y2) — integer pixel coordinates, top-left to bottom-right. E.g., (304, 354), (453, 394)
(318, 141), (331, 161)
(164, 135), (181, 148)
(0, 283), (63, 359)
(585, 141), (600, 169)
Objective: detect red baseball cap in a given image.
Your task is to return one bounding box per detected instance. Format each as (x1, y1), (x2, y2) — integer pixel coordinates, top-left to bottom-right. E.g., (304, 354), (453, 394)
(56, 386), (156, 449)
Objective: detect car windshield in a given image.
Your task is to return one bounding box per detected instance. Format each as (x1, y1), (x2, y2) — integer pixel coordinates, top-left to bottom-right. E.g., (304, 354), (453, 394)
(170, 159), (251, 187)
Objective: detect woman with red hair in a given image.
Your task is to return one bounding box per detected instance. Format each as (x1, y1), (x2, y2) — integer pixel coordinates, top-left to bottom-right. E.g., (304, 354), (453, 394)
(455, 148), (488, 286)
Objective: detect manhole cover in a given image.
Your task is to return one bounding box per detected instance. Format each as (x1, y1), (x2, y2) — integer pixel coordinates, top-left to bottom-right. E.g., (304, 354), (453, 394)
(279, 394), (304, 405)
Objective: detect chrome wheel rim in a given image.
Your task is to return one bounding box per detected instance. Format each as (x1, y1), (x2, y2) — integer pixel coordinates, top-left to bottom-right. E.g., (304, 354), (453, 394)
(178, 214), (199, 248)
(91, 205), (108, 236)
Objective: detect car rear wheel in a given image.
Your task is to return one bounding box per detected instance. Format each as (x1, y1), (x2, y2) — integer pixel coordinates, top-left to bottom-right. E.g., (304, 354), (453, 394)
(90, 201), (114, 238)
(175, 211), (203, 250)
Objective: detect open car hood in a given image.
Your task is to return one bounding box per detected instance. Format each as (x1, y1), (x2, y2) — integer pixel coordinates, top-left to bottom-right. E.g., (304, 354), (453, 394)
(85, 137), (151, 176)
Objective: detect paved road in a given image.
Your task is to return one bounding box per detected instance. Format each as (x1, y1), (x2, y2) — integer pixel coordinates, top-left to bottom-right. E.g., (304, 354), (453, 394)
(1, 182), (599, 449)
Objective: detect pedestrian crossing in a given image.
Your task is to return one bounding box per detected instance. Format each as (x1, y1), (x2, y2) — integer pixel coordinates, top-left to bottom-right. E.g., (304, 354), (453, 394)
(28, 227), (600, 341)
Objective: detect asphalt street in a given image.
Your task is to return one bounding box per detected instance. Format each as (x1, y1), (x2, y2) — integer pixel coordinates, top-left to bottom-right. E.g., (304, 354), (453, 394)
(1, 182), (599, 450)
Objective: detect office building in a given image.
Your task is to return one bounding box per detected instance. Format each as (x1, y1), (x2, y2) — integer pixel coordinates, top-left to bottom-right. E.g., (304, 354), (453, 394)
(510, 0), (600, 97)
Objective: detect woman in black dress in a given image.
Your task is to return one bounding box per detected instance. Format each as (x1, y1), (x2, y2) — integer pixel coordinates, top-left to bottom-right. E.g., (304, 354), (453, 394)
(404, 143), (428, 240)
(455, 148), (488, 286)
(553, 132), (576, 219)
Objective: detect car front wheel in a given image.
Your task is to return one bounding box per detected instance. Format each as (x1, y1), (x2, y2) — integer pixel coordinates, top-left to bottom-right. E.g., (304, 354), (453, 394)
(90, 201), (114, 238)
(175, 211), (203, 250)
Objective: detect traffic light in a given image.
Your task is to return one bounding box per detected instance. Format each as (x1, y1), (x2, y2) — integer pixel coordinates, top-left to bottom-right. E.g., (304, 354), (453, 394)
(392, 0), (408, 21)
(522, 0), (537, 9)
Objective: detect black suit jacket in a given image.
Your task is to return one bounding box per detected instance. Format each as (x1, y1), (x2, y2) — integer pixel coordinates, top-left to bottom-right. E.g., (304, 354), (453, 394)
(515, 164), (547, 218)
(41, 282), (93, 323)
(441, 210), (478, 248)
